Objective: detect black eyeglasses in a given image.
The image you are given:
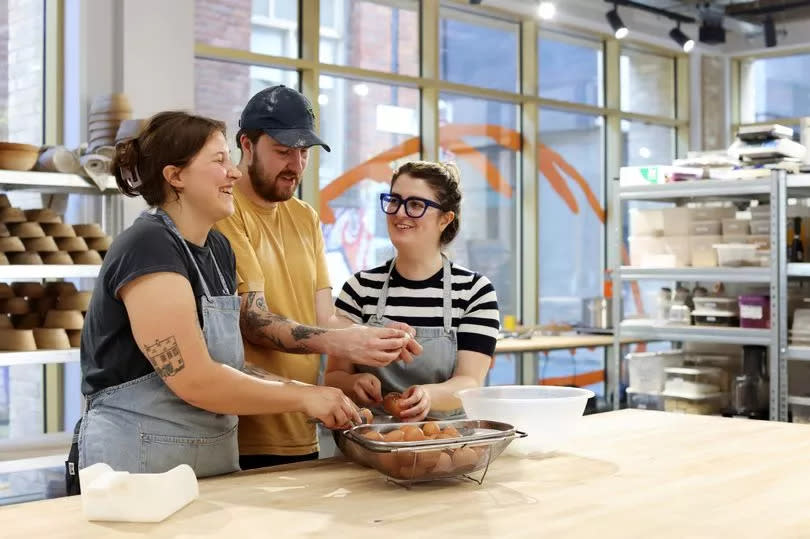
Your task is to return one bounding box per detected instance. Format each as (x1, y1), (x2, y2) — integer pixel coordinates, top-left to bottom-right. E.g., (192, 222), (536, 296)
(380, 193), (444, 218)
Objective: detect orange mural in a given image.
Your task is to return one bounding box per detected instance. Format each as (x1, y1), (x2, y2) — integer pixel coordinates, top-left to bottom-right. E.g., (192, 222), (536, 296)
(321, 123), (644, 387)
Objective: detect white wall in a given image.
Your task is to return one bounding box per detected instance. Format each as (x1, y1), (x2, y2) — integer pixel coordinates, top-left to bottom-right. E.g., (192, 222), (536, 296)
(65, 0), (195, 228)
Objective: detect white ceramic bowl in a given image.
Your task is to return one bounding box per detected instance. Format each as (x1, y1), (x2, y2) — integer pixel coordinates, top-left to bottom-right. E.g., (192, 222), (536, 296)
(457, 385), (594, 457)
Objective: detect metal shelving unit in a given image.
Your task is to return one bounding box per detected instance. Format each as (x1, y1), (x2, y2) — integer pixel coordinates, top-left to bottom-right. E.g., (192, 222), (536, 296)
(610, 170), (785, 420)
(783, 173), (810, 420)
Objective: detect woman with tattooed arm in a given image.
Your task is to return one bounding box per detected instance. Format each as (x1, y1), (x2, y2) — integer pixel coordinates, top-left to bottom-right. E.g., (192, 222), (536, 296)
(73, 112), (363, 483)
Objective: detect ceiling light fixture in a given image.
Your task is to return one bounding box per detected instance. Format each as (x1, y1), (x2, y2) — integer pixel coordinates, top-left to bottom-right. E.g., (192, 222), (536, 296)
(764, 16), (777, 48)
(670, 24), (695, 53)
(606, 7), (628, 39)
(537, 2), (555, 20)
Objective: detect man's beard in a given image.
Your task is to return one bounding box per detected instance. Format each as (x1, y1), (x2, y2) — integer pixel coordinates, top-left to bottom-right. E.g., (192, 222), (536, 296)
(247, 158), (299, 203)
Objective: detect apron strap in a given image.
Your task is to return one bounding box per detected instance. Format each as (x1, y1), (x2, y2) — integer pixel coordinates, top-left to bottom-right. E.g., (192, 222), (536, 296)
(373, 258), (397, 322)
(148, 208), (226, 299)
(374, 255), (453, 333)
(440, 255), (452, 333)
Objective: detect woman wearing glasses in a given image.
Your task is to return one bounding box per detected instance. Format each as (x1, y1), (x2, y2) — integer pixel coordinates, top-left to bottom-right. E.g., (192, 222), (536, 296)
(325, 161), (500, 421)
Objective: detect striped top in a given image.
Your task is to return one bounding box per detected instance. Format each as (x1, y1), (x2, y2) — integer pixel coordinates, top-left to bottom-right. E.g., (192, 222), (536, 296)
(335, 260), (501, 357)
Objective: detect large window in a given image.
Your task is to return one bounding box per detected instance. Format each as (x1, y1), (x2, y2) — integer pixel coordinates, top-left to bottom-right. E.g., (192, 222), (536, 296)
(439, 93), (519, 321)
(319, 77), (420, 286)
(196, 0), (299, 58)
(539, 31), (603, 107)
(439, 8), (518, 93)
(739, 54), (810, 124)
(319, 0), (419, 76)
(620, 47), (675, 118)
(0, 0), (46, 443)
(0, 0), (44, 144)
(192, 2), (687, 397)
(538, 109), (604, 325)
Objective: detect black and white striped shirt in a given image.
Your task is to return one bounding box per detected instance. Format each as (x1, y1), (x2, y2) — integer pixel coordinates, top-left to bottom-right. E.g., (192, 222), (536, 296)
(335, 260), (500, 357)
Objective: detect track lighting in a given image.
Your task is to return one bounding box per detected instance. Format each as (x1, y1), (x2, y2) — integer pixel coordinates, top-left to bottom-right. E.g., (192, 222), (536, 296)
(764, 16), (777, 48)
(606, 8), (628, 39)
(669, 25), (695, 53)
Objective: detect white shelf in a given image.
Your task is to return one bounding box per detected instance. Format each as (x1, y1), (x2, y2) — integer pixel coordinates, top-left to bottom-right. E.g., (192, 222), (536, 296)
(788, 263), (810, 277)
(0, 348), (79, 367)
(0, 169), (116, 194)
(0, 265), (100, 279)
(618, 324), (772, 345)
(787, 347), (810, 361)
(619, 178), (772, 201)
(619, 267), (771, 283)
(787, 395), (810, 406)
(785, 174), (810, 189)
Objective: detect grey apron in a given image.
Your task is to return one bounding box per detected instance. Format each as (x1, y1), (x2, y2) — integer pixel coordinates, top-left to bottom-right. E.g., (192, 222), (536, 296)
(78, 208), (244, 477)
(356, 255), (462, 420)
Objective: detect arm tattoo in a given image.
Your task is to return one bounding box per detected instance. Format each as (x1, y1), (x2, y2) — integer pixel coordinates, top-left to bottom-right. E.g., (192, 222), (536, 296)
(144, 336), (185, 378)
(241, 363), (296, 384)
(240, 291), (328, 354)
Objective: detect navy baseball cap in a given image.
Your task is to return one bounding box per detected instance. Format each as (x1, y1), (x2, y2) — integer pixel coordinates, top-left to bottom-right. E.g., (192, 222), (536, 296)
(239, 85), (331, 152)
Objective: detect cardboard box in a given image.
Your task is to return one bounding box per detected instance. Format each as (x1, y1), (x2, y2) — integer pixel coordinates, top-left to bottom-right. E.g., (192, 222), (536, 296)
(629, 209), (664, 237)
(690, 220), (721, 236)
(690, 235), (722, 267)
(722, 219), (751, 237)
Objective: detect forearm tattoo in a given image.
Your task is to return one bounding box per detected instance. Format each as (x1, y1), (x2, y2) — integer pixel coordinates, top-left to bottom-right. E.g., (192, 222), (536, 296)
(241, 292), (328, 354)
(144, 336), (185, 377)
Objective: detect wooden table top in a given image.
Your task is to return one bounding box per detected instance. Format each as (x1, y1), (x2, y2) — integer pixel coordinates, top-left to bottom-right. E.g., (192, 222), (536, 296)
(3, 410), (810, 538)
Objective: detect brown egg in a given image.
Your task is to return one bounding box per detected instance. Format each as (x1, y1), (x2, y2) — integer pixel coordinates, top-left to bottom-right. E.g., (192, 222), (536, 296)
(426, 434), (439, 440)
(398, 463), (428, 480)
(451, 447), (479, 471)
(435, 433), (454, 440)
(396, 450), (417, 467)
(422, 421), (441, 436)
(362, 430), (384, 442)
(416, 449), (441, 469)
(358, 408), (373, 425)
(431, 452), (454, 474)
(441, 426), (462, 438)
(377, 452), (399, 473)
(383, 392), (404, 418)
(403, 426), (425, 442)
(471, 445), (488, 459)
(382, 429), (405, 442)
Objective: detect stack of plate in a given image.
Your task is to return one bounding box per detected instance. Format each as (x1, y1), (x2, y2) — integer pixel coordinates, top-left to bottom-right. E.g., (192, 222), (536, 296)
(88, 94), (132, 151)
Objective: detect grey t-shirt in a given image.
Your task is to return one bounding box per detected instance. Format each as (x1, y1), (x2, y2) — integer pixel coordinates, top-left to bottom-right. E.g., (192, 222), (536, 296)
(80, 212), (236, 395)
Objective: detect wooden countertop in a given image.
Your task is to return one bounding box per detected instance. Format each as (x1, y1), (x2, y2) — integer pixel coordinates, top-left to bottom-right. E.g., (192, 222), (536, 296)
(3, 410), (810, 538)
(495, 334), (645, 353)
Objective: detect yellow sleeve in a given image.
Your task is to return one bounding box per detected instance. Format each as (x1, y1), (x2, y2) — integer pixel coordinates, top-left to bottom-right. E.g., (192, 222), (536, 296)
(313, 211), (331, 291)
(215, 209), (265, 294)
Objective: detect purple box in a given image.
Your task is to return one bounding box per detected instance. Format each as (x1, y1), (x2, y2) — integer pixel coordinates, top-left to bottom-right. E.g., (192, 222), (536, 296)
(739, 295), (770, 329)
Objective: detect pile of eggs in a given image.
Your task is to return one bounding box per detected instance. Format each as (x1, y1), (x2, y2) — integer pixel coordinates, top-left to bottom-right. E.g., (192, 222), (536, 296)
(360, 422), (487, 480)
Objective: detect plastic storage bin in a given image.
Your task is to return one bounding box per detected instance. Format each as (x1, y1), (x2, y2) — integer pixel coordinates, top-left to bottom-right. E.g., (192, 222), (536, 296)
(663, 393), (726, 415)
(626, 389), (665, 411)
(739, 295), (770, 329)
(626, 350), (684, 393)
(663, 366), (727, 398)
(790, 396), (810, 424)
(690, 236), (721, 267)
(750, 220), (770, 235)
(722, 219), (750, 236)
(713, 243), (760, 267)
(692, 297), (740, 327)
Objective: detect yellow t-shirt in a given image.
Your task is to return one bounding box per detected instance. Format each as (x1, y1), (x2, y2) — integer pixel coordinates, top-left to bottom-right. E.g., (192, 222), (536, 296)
(215, 186), (331, 456)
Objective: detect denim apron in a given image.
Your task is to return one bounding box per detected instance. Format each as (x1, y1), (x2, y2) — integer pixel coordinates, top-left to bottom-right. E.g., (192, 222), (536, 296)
(356, 255), (462, 420)
(78, 208), (244, 477)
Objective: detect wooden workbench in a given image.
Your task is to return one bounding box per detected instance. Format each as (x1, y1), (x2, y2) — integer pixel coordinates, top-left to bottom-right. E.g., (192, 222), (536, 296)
(3, 410), (810, 538)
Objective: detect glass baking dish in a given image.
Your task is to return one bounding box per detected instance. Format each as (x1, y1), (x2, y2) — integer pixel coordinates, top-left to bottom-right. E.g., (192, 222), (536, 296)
(336, 419), (526, 486)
